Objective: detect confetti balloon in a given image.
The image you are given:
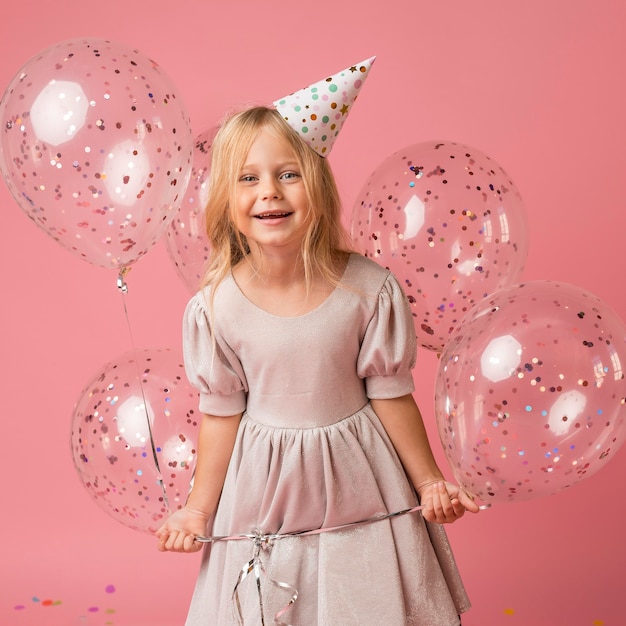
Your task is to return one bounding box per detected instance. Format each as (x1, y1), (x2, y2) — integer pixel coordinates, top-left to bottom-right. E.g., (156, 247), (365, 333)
(165, 128), (215, 293)
(435, 281), (626, 503)
(0, 38), (193, 269)
(71, 348), (201, 534)
(351, 141), (529, 351)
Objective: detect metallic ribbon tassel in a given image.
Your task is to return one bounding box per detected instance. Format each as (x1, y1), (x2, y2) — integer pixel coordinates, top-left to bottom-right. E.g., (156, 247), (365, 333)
(197, 504), (491, 624)
(230, 532), (298, 626)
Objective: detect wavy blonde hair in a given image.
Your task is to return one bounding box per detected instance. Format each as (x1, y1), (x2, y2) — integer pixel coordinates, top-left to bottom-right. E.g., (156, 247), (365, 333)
(201, 106), (353, 292)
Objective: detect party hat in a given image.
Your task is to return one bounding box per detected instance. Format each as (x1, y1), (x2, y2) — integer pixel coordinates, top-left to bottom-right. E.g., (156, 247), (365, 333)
(273, 56), (375, 157)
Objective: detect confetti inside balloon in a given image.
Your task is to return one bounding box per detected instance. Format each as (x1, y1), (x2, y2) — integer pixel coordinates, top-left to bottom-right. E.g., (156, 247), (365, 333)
(351, 141), (529, 351)
(435, 281), (626, 503)
(165, 128), (215, 292)
(0, 38), (193, 269)
(71, 348), (200, 534)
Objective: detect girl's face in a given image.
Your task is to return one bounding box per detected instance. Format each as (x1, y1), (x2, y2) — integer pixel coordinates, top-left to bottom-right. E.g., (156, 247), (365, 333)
(234, 126), (310, 258)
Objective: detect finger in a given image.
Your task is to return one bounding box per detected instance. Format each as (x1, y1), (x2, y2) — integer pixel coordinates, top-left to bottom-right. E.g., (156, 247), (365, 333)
(449, 495), (466, 518)
(426, 483), (442, 522)
(174, 531), (193, 553)
(172, 531), (202, 553)
(183, 533), (200, 553)
(166, 530), (186, 552)
(191, 538), (204, 552)
(440, 483), (471, 522)
(432, 482), (455, 522)
(158, 534), (174, 552)
(458, 489), (481, 513)
(157, 529), (171, 551)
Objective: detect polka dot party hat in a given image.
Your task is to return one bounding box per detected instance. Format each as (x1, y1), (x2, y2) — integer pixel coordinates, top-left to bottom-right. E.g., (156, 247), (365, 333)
(273, 56), (375, 157)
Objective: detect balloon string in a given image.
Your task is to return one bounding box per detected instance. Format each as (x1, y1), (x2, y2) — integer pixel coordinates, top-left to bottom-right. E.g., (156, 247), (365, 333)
(202, 503), (490, 625)
(117, 267), (170, 513)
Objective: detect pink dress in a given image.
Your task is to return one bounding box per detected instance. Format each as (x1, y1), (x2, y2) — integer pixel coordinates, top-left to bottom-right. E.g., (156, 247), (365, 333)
(182, 253), (470, 626)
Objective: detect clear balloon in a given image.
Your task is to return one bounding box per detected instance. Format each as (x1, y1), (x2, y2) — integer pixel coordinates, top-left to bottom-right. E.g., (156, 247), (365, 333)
(71, 348), (201, 534)
(165, 128), (215, 293)
(0, 38), (193, 269)
(351, 141), (529, 351)
(435, 281), (626, 503)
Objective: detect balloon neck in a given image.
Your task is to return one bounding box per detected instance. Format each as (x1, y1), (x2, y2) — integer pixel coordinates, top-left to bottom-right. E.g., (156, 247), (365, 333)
(117, 266), (132, 293)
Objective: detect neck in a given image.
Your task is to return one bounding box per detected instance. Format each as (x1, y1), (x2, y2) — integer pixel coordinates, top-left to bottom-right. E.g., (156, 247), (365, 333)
(246, 247), (306, 286)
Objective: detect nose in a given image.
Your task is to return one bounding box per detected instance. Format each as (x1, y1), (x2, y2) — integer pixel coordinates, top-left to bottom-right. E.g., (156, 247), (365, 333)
(260, 177), (282, 201)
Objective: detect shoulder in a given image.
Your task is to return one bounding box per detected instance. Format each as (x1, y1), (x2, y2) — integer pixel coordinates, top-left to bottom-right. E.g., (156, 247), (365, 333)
(344, 253), (394, 292)
(347, 252), (389, 278)
(200, 273), (237, 302)
(185, 274), (238, 320)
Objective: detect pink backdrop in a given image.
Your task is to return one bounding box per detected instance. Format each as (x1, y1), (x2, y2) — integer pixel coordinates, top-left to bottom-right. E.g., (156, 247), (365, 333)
(1, 1), (624, 625)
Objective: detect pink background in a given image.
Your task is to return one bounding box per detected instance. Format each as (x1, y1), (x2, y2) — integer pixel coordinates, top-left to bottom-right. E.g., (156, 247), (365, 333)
(1, 1), (624, 625)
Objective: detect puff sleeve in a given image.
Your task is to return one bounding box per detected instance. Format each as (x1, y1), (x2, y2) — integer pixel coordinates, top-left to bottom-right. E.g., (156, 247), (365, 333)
(357, 272), (417, 399)
(182, 292), (248, 416)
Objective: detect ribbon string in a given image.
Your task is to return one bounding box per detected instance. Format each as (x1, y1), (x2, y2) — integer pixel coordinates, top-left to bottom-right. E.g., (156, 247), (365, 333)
(230, 533), (298, 626)
(117, 267), (170, 513)
(196, 503), (490, 625)
(197, 504), (426, 625)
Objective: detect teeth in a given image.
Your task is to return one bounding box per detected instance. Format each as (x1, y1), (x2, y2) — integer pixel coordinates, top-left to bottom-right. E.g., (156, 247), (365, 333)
(257, 212), (290, 219)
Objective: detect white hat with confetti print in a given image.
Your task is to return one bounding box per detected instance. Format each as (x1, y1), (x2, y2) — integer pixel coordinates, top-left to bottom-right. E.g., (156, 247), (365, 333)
(273, 56), (375, 157)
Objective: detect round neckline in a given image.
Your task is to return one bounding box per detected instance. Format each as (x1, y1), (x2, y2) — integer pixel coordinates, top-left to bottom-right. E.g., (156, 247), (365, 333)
(229, 254), (354, 319)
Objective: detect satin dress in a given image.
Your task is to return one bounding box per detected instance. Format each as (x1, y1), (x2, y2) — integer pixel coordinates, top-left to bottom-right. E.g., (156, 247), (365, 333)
(182, 253), (470, 626)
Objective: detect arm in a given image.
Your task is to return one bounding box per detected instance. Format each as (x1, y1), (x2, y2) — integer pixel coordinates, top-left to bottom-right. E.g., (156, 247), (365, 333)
(156, 410), (242, 552)
(370, 394), (479, 524)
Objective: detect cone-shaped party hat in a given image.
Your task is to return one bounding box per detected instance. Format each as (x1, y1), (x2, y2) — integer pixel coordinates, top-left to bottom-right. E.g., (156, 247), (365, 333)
(273, 56), (375, 157)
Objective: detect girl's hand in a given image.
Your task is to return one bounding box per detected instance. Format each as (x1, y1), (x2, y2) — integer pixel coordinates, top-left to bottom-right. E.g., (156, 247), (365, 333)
(418, 481), (480, 524)
(156, 507), (210, 553)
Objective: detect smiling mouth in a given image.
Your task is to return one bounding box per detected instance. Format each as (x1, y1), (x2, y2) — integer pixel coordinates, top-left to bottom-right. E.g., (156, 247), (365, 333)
(255, 212), (293, 219)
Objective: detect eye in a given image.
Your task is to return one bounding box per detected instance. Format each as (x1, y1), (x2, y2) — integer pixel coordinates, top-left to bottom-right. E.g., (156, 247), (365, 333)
(280, 171), (300, 181)
(239, 174), (257, 183)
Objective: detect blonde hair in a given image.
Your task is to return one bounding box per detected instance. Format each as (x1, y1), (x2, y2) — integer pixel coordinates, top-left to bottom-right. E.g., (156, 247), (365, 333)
(201, 106), (353, 292)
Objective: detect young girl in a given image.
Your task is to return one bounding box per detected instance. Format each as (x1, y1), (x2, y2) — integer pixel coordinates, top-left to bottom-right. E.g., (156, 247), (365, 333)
(157, 100), (480, 625)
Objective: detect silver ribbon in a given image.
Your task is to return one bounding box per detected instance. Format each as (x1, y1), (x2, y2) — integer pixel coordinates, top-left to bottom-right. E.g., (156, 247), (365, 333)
(196, 503), (428, 625)
(116, 264), (170, 512)
(228, 531), (297, 626)
(196, 502), (489, 624)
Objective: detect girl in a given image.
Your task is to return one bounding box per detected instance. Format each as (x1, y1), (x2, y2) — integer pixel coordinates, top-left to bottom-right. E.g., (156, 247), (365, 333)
(157, 104), (480, 625)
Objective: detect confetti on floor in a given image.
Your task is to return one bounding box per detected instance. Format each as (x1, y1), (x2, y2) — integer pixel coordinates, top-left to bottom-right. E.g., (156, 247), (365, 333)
(12, 584), (117, 622)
